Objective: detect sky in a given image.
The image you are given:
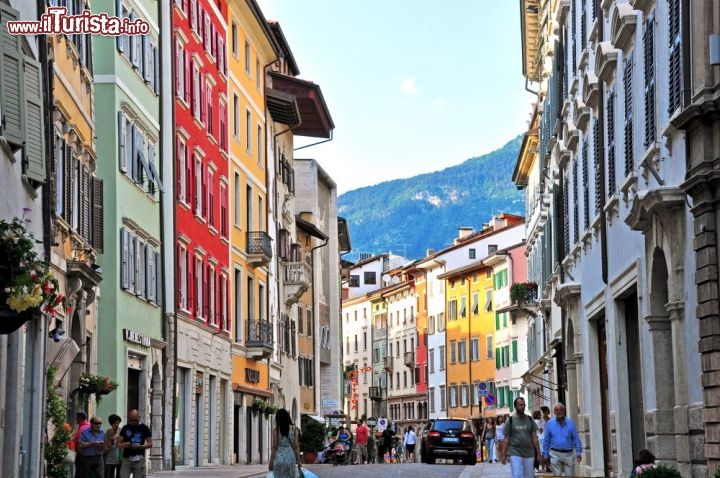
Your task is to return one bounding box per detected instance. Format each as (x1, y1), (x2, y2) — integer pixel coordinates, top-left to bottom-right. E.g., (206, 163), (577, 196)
(256, 0), (533, 195)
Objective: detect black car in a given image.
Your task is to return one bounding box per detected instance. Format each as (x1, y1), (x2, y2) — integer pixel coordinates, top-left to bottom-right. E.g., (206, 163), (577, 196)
(420, 417), (477, 465)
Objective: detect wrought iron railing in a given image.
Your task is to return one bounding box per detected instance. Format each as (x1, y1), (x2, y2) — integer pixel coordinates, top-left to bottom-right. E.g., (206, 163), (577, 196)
(246, 319), (273, 348)
(246, 231), (272, 259)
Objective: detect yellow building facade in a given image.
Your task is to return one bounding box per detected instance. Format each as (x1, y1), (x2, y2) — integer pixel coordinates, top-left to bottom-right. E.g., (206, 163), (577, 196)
(227, 0), (277, 417)
(440, 262), (496, 422)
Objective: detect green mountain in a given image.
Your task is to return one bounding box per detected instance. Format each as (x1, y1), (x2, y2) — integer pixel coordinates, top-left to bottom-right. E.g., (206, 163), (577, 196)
(338, 135), (525, 261)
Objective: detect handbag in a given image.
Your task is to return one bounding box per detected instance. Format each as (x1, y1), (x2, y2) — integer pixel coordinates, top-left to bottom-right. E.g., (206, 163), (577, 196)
(63, 449), (76, 464)
(298, 467), (318, 478)
(266, 472), (274, 478)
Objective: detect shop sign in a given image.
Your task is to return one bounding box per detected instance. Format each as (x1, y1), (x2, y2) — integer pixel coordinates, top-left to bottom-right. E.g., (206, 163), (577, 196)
(123, 329), (151, 347)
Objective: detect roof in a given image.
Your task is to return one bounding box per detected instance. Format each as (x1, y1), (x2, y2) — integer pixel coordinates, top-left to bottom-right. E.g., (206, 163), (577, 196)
(269, 72), (334, 138)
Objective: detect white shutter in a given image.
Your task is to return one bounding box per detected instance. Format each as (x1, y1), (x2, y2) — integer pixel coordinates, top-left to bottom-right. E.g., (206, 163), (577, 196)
(153, 46), (159, 95)
(115, 0), (124, 52)
(118, 112), (127, 172)
(23, 56), (46, 182)
(0, 3), (24, 147)
(128, 233), (136, 294)
(155, 251), (162, 307)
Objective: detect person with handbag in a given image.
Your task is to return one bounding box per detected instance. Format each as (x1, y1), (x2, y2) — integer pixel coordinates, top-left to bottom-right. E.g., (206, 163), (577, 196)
(104, 414), (122, 478)
(268, 408), (302, 478)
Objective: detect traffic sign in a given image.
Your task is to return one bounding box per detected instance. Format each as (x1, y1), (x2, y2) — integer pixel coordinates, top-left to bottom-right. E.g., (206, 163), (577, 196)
(478, 382), (488, 396)
(377, 417), (388, 432)
(484, 393), (496, 406)
(366, 417), (378, 428)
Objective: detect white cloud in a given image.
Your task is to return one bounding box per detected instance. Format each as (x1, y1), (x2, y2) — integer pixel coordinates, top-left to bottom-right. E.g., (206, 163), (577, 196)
(433, 99), (448, 110)
(400, 77), (420, 95)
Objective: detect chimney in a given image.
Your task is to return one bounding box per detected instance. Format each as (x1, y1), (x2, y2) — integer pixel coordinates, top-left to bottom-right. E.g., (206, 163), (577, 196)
(458, 227), (474, 239)
(426, 248), (435, 257)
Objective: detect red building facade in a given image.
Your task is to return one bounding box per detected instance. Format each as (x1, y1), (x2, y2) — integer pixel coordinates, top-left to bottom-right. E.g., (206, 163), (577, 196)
(173, 0), (229, 331)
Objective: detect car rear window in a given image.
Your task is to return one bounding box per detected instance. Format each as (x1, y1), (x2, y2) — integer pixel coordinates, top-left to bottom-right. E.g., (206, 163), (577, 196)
(434, 420), (464, 432)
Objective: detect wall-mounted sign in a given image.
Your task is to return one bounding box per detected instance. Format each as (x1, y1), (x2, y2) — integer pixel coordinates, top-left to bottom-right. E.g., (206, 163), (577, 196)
(123, 329), (151, 347)
(345, 367), (372, 411)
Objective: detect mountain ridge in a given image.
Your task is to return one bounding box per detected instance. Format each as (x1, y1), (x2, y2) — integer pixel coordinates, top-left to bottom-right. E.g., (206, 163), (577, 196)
(337, 135), (525, 261)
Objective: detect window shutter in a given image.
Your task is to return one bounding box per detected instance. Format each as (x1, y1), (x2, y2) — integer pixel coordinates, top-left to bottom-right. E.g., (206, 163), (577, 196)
(155, 251), (162, 307)
(188, 253), (195, 314)
(573, 159), (579, 243)
(643, 17), (655, 149)
(623, 56), (633, 176)
(136, 237), (145, 298)
(64, 145), (74, 223)
(607, 89), (616, 196)
(0, 3), (24, 147)
(495, 348), (501, 369)
(142, 34), (151, 82)
(495, 312), (500, 330)
(148, 142), (164, 192)
(91, 177), (103, 253)
(668, 0), (682, 113)
(115, 0), (124, 52)
(511, 340), (518, 362)
(184, 50), (191, 102)
(81, 166), (91, 241)
(118, 112), (127, 172)
(85, 33), (93, 73)
(128, 233), (136, 294)
(594, 119), (601, 214)
(146, 243), (155, 303)
(121, 227), (129, 289)
(22, 57), (46, 183)
(582, 139), (589, 230)
(153, 46), (159, 96)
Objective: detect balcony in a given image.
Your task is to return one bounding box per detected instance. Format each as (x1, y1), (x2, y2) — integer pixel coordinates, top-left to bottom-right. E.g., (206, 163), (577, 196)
(383, 356), (393, 372)
(369, 386), (384, 401)
(284, 261), (311, 306)
(246, 319), (273, 359)
(404, 351), (415, 368)
(246, 231), (272, 266)
(510, 282), (538, 305)
(344, 382), (353, 397)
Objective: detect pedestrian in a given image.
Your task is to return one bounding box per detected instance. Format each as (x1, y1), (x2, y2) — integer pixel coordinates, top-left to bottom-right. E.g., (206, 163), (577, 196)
(482, 417), (496, 463)
(354, 419), (369, 464)
(499, 398), (541, 478)
(380, 425), (395, 463)
(533, 410), (543, 470)
(404, 426), (417, 463)
(540, 403), (582, 477)
(367, 431), (376, 464)
(118, 409), (152, 478)
(494, 415), (506, 463)
(268, 408), (302, 478)
(631, 449), (657, 476)
(104, 414), (122, 478)
(73, 411), (91, 478)
(77, 416), (106, 478)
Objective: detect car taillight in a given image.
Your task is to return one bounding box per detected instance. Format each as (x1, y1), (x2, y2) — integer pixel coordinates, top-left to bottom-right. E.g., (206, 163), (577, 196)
(428, 431), (440, 438)
(460, 432), (475, 439)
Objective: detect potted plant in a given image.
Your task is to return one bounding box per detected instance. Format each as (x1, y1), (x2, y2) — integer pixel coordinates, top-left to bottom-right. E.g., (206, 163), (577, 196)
(636, 464), (682, 477)
(0, 213), (70, 334)
(71, 373), (119, 409)
(251, 398), (266, 416)
(300, 418), (326, 464)
(45, 366), (73, 478)
(509, 281), (538, 305)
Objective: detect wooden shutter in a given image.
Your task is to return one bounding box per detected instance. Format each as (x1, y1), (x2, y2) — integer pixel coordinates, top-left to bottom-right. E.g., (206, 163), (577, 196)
(623, 56), (633, 176)
(118, 112), (127, 172)
(607, 89), (616, 196)
(582, 139), (589, 230)
(64, 145), (74, 223)
(511, 340), (518, 362)
(128, 232), (136, 294)
(184, 51), (191, 104)
(187, 251), (194, 314)
(146, 243), (155, 303)
(121, 227), (129, 289)
(153, 46), (159, 96)
(136, 237), (145, 299)
(91, 177), (103, 253)
(155, 251), (162, 307)
(142, 35), (151, 83)
(23, 57), (46, 182)
(81, 165), (91, 241)
(643, 17), (655, 149)
(116, 0), (124, 53)
(0, 3), (24, 147)
(495, 348), (501, 369)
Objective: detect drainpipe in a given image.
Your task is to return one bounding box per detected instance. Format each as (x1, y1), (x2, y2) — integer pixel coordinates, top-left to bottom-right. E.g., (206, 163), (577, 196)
(293, 130), (333, 152)
(309, 233), (329, 415)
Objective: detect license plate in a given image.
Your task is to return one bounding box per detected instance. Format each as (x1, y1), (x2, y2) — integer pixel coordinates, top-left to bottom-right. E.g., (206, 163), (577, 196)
(442, 437), (459, 443)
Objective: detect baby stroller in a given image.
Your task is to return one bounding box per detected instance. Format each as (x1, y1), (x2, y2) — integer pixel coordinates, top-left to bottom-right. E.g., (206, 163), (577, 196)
(329, 440), (347, 466)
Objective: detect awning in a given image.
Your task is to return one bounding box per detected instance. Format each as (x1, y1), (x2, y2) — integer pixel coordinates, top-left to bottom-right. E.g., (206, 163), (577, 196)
(302, 414), (326, 424)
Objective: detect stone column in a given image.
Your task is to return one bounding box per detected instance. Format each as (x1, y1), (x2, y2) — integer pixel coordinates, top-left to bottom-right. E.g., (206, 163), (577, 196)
(644, 314), (676, 461)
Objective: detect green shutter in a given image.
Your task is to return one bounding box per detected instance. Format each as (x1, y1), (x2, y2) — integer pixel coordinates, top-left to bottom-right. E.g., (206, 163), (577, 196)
(503, 312), (507, 328)
(495, 312), (500, 330)
(512, 340), (518, 362)
(495, 348), (500, 369)
(23, 56), (45, 183)
(0, 3), (24, 147)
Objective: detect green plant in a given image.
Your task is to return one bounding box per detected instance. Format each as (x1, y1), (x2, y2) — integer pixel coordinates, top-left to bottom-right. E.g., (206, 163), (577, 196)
(510, 282), (538, 304)
(72, 373), (119, 407)
(714, 465), (720, 478)
(45, 365), (72, 478)
(0, 214), (70, 317)
(636, 464), (682, 478)
(300, 418), (326, 453)
(251, 398), (266, 415)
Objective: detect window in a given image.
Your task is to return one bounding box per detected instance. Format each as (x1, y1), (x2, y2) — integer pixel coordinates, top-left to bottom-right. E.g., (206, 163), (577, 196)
(437, 312), (445, 332)
(178, 245), (187, 309)
(448, 299), (457, 321)
(363, 332), (367, 350)
(449, 386), (457, 407)
(450, 341), (456, 364)
(354, 334), (358, 352)
(196, 257), (203, 318)
(233, 94), (239, 138)
(460, 296), (467, 318)
(469, 248), (476, 259)
(428, 315), (435, 334)
(429, 387), (436, 413)
(177, 138), (187, 202)
(207, 169), (215, 227)
(175, 39), (185, 101)
(459, 339), (467, 363)
(512, 339), (518, 363)
(471, 338), (479, 361)
(472, 292), (479, 315)
(244, 39), (250, 73)
(220, 183), (227, 238)
(256, 58), (261, 87)
(439, 345), (446, 370)
(245, 110), (251, 152)
(349, 275), (360, 287)
(257, 125), (263, 166)
(429, 349), (435, 373)
(485, 288), (493, 311)
(364, 271), (376, 285)
(460, 385), (469, 407)
(231, 22), (237, 55)
(233, 172), (241, 226)
(488, 244), (498, 254)
(192, 62), (201, 120)
(486, 336), (493, 358)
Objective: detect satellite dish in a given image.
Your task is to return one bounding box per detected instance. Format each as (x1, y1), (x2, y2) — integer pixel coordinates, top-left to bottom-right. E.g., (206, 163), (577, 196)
(391, 277), (400, 285)
(382, 274), (391, 284)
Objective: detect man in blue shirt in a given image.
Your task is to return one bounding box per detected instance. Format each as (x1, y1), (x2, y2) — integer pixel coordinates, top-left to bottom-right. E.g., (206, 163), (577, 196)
(78, 416), (106, 478)
(541, 403), (582, 476)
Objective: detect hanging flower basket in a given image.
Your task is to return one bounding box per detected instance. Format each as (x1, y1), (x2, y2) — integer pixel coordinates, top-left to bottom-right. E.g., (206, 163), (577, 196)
(251, 398), (267, 415)
(0, 214), (70, 334)
(71, 373), (119, 407)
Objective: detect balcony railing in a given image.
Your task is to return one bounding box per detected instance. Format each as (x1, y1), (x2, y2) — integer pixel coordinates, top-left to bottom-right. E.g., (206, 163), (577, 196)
(344, 383), (353, 397)
(246, 319), (273, 358)
(510, 282), (539, 305)
(369, 386), (384, 401)
(404, 351), (415, 367)
(383, 356), (393, 372)
(284, 261), (311, 306)
(246, 231), (272, 265)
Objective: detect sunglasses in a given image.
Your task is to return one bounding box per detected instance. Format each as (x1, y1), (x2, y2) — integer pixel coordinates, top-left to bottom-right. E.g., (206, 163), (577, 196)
(91, 421), (102, 425)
